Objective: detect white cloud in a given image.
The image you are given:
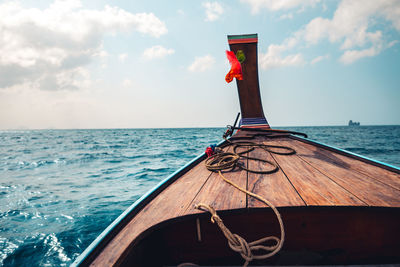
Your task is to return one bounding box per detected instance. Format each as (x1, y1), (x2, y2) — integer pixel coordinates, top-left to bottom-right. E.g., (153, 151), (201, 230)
(388, 40), (399, 48)
(303, 4), (384, 49)
(143, 45), (175, 59)
(311, 54), (330, 64)
(259, 48), (305, 69)
(202, 2), (224, 21)
(340, 46), (381, 64)
(188, 55), (215, 72)
(96, 50), (108, 59)
(260, 0), (400, 66)
(279, 13), (293, 20)
(118, 54), (128, 62)
(259, 37), (305, 69)
(0, 0), (167, 90)
(241, 0), (320, 14)
(302, 0), (400, 62)
(42, 67), (92, 91)
(122, 79), (133, 87)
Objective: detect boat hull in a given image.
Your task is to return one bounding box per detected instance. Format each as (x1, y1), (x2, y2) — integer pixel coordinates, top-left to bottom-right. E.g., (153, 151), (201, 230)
(121, 206), (400, 266)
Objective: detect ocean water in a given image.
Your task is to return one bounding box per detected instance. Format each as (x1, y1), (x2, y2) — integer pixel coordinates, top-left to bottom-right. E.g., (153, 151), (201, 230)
(0, 126), (399, 266)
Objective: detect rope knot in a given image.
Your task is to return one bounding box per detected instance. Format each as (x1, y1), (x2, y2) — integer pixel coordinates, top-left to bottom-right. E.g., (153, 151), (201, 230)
(195, 203), (284, 267)
(230, 233), (253, 262)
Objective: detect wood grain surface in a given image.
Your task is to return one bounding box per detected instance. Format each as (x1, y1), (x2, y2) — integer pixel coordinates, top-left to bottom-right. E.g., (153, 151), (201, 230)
(246, 145), (305, 207)
(280, 138), (400, 207)
(185, 146), (247, 214)
(267, 139), (365, 206)
(88, 134), (400, 266)
(292, 138), (400, 190)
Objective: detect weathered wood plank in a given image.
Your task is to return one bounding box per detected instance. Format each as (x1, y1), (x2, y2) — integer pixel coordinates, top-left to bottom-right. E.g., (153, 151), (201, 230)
(263, 139), (365, 206)
(280, 138), (400, 207)
(90, 160), (212, 266)
(293, 138), (400, 191)
(247, 146), (306, 207)
(186, 146), (247, 214)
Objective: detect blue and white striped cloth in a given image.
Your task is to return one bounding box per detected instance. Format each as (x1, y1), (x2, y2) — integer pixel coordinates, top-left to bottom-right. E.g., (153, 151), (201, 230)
(239, 117), (269, 126)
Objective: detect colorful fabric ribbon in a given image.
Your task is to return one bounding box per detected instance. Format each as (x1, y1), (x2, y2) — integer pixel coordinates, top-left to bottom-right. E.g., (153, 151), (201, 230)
(225, 50), (243, 83)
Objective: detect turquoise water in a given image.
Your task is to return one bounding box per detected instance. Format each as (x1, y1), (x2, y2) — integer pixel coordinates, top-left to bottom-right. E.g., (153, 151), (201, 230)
(0, 126), (399, 266)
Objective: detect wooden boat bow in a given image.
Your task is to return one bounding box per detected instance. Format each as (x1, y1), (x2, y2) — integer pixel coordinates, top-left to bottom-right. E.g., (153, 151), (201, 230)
(227, 34), (268, 127)
(73, 34), (400, 267)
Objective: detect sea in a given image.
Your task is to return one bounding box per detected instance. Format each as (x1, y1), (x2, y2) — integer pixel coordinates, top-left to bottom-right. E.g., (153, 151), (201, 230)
(0, 126), (399, 266)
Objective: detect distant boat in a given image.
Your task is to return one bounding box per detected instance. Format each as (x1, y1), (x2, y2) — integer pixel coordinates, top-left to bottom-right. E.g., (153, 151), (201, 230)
(348, 120), (360, 126)
(72, 34), (400, 267)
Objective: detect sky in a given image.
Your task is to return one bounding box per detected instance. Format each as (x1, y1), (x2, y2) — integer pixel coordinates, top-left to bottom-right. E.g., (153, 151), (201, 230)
(0, 0), (399, 129)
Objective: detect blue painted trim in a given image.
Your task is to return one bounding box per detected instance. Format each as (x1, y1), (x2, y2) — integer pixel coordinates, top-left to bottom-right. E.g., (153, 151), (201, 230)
(294, 136), (400, 171)
(71, 138), (226, 266)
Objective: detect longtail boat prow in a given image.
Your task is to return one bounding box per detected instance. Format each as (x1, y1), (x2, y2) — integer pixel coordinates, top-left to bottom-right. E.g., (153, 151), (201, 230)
(73, 34), (400, 267)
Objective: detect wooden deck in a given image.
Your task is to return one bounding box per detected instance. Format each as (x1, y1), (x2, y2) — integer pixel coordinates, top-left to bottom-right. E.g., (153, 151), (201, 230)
(90, 133), (400, 266)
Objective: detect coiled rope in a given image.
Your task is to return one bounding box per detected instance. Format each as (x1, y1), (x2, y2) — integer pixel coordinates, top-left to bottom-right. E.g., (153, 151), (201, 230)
(196, 130), (300, 267)
(205, 135), (295, 175)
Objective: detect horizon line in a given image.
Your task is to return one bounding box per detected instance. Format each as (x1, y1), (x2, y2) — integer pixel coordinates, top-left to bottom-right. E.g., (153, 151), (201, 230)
(1, 124), (399, 131)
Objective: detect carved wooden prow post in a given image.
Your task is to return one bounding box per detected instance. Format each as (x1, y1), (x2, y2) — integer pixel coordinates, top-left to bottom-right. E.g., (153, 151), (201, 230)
(228, 34), (269, 128)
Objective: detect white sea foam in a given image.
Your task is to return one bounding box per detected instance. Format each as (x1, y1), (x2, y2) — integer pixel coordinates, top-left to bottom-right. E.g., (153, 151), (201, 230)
(42, 233), (71, 265)
(61, 214), (73, 220)
(0, 237), (20, 265)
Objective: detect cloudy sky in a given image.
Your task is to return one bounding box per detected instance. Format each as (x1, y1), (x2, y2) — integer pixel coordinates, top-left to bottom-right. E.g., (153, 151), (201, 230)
(0, 0), (399, 129)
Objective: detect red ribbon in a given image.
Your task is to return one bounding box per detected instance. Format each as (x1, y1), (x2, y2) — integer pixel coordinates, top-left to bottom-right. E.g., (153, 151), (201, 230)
(225, 50), (243, 83)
